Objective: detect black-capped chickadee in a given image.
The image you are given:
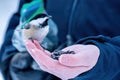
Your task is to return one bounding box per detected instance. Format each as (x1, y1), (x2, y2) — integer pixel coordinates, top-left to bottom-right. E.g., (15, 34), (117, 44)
(22, 14), (51, 42)
(22, 13), (75, 60)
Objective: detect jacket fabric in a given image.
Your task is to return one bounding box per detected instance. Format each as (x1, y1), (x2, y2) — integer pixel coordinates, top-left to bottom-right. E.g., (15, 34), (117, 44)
(0, 0), (120, 80)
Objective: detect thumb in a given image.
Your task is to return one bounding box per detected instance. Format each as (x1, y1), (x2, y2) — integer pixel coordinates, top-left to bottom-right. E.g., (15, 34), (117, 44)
(59, 53), (90, 67)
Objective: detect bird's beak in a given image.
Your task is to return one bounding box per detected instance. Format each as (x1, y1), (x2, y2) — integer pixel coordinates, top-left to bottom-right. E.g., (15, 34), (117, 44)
(45, 16), (52, 22)
(48, 16), (52, 19)
(45, 16), (52, 20)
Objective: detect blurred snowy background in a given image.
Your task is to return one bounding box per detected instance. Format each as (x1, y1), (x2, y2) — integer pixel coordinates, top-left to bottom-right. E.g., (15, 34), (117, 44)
(0, 0), (19, 80)
(0, 0), (19, 48)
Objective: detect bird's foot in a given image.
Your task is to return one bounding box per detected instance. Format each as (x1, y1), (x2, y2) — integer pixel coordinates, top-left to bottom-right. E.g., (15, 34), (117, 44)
(28, 37), (34, 43)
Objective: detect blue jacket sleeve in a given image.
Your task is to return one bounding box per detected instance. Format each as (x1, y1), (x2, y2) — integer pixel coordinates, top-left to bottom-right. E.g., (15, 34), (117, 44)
(75, 35), (120, 80)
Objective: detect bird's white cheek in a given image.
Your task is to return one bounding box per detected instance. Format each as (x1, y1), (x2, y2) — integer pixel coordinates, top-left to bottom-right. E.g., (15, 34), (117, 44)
(22, 25), (38, 40)
(22, 26), (49, 42)
(35, 26), (49, 42)
(22, 29), (30, 40)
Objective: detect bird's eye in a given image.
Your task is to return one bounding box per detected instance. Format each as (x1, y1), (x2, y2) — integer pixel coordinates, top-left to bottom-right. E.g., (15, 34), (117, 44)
(38, 20), (48, 28)
(39, 18), (49, 28)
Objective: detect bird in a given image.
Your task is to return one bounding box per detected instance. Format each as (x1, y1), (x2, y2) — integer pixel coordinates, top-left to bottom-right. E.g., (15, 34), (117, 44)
(22, 13), (75, 60)
(22, 13), (51, 43)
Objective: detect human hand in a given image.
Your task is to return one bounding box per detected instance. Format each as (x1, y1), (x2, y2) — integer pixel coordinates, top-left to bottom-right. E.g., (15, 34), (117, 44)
(24, 40), (100, 80)
(59, 44), (100, 67)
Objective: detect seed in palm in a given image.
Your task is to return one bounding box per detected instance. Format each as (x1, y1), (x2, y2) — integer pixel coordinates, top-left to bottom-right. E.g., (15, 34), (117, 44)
(51, 50), (75, 60)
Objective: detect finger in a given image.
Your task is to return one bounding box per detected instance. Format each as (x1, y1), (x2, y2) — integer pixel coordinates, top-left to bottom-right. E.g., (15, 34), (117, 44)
(30, 49), (62, 73)
(24, 40), (37, 50)
(31, 49), (57, 68)
(59, 53), (90, 67)
(44, 50), (51, 56)
(24, 40), (49, 56)
(33, 40), (44, 51)
(33, 40), (51, 56)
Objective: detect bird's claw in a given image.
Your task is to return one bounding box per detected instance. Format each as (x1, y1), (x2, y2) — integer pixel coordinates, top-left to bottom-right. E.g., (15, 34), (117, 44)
(28, 37), (34, 43)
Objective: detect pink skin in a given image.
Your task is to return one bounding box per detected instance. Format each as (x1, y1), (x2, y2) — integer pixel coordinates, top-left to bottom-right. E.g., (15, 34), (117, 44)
(24, 40), (100, 80)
